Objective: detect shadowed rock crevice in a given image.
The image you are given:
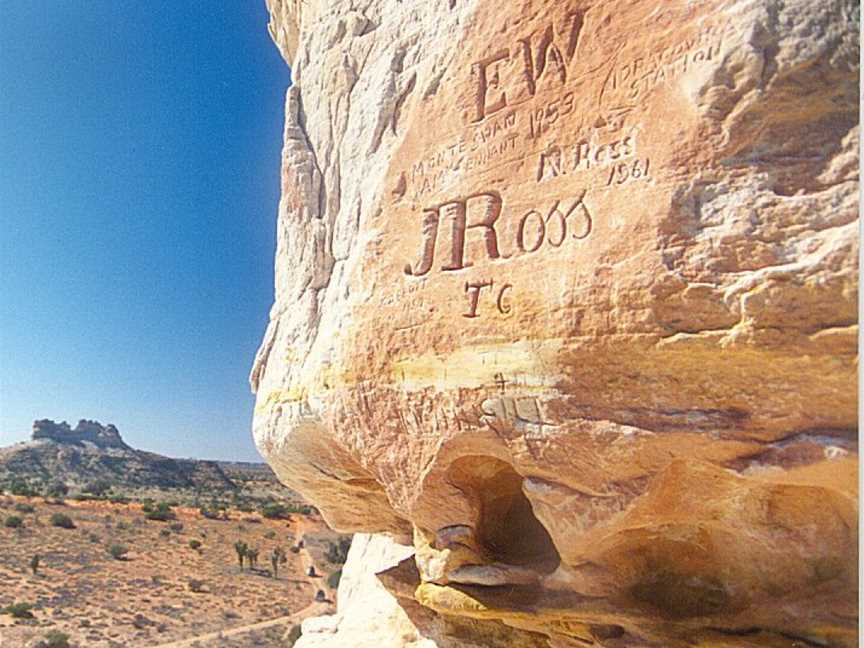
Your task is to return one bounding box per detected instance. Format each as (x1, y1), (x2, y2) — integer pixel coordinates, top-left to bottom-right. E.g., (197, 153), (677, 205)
(447, 456), (560, 573)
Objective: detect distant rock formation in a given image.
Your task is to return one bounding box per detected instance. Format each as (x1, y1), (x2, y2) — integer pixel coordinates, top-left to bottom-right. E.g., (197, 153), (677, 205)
(254, 0), (858, 646)
(32, 419), (129, 449)
(0, 419), (235, 492)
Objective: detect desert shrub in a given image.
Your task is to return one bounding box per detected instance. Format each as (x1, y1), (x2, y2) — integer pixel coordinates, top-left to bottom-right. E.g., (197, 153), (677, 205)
(246, 547), (259, 569)
(188, 539), (202, 550)
(2, 601), (34, 618)
(5, 515), (24, 528)
(9, 479), (36, 497)
(169, 522), (184, 533)
(199, 506), (219, 519)
(270, 547), (287, 578)
(285, 624), (302, 647)
(108, 544), (129, 560)
(326, 569), (342, 589)
(199, 502), (228, 520)
(14, 502), (35, 514)
(39, 630), (70, 648)
(82, 479), (111, 496)
(109, 494), (130, 504)
(50, 513), (75, 529)
(234, 540), (248, 569)
(30, 554), (40, 575)
(325, 537), (352, 565)
(88, 532), (100, 543)
(44, 481), (68, 498)
(115, 520), (129, 531)
(145, 502), (176, 522)
(264, 530), (276, 540)
(159, 528), (171, 538)
(188, 578), (206, 593)
(141, 498), (156, 513)
(132, 614), (151, 629)
(261, 502), (289, 519)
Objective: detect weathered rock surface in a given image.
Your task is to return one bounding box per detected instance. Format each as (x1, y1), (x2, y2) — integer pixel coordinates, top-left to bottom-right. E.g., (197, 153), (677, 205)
(254, 0), (859, 645)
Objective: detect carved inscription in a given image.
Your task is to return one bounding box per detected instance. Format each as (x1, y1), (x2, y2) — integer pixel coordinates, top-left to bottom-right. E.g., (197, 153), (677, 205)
(404, 191), (592, 277)
(403, 191), (592, 318)
(404, 191), (503, 276)
(471, 12), (586, 122)
(606, 157), (650, 186)
(538, 135), (636, 182)
(410, 112), (518, 197)
(463, 280), (512, 318)
(599, 22), (732, 105)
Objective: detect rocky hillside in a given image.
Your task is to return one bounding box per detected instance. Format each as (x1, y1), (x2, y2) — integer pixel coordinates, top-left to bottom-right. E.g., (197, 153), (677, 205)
(253, 0), (858, 646)
(0, 419), (235, 492)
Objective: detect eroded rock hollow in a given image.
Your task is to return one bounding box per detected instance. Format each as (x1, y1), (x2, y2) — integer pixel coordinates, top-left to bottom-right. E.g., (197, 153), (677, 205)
(252, 0), (859, 645)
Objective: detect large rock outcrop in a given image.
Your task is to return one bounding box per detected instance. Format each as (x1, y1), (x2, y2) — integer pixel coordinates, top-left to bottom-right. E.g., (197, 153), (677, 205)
(0, 420), (236, 491)
(253, 0), (859, 645)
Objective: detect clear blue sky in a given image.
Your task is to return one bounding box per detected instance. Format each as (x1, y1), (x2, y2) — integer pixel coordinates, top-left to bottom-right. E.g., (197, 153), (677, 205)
(0, 2), (290, 461)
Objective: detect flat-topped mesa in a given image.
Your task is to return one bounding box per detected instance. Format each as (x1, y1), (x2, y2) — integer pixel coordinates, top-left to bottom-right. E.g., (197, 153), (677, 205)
(252, 0), (859, 646)
(32, 419), (129, 450)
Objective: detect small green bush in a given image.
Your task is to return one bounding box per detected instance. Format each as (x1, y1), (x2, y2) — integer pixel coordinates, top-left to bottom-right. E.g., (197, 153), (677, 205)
(199, 506), (218, 519)
(50, 513), (75, 529)
(82, 479), (111, 496)
(40, 630), (70, 648)
(2, 601), (34, 619)
(44, 481), (68, 498)
(14, 503), (35, 514)
(9, 479), (37, 497)
(145, 502), (176, 522)
(188, 539), (202, 550)
(108, 544), (129, 560)
(261, 502), (288, 519)
(5, 515), (24, 528)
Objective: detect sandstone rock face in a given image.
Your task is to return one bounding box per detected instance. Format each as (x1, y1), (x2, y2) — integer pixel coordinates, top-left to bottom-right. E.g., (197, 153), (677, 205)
(253, 1), (859, 645)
